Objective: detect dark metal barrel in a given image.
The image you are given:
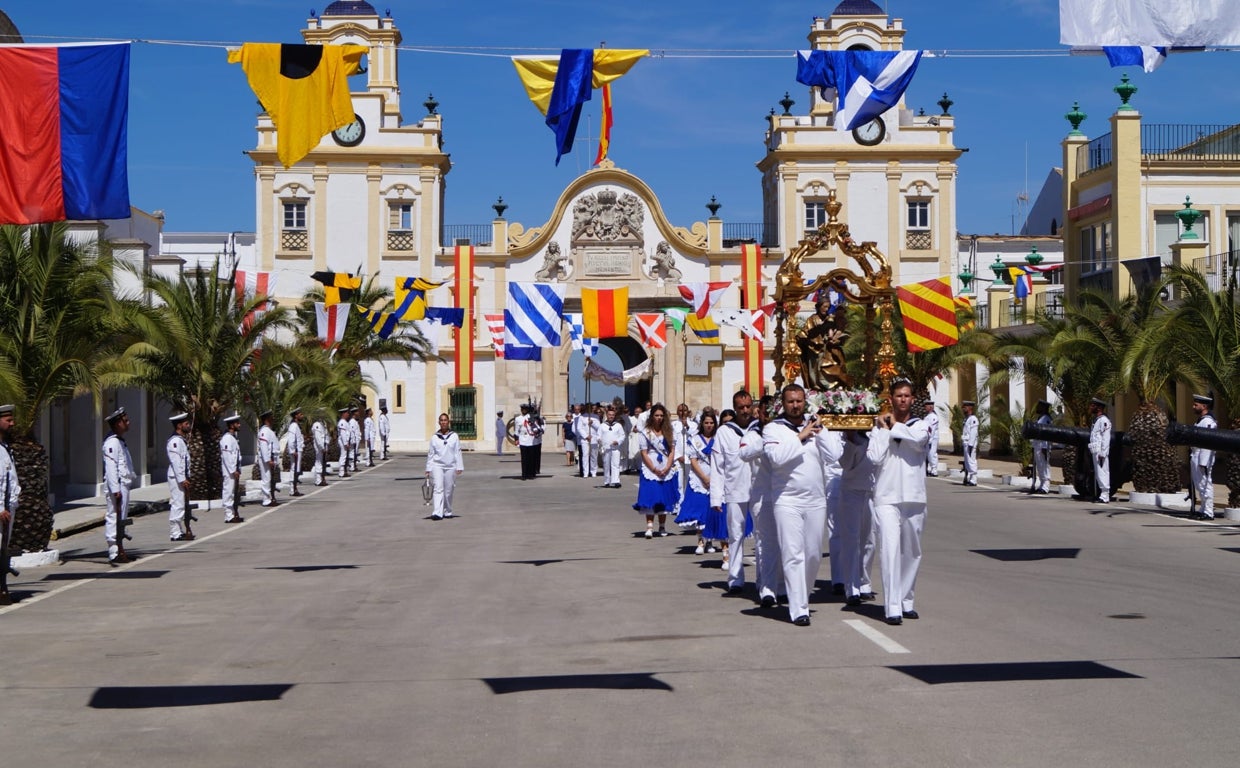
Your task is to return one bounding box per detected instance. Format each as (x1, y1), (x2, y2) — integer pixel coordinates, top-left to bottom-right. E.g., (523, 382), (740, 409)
(1022, 421), (1091, 446)
(1166, 421), (1240, 453)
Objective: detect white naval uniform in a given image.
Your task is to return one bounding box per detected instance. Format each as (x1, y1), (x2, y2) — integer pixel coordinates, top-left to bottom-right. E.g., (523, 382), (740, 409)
(962, 413), (979, 484)
(1088, 412), (1112, 502)
(598, 420), (626, 486)
(495, 416), (505, 456)
(426, 429), (464, 519)
(838, 432), (877, 599)
(363, 416), (376, 466)
(0, 440), (19, 547)
(823, 434), (844, 590)
(924, 409), (941, 476)
(711, 421), (753, 591)
(1031, 413), (1052, 492)
(337, 418), (351, 477)
(379, 413), (391, 459)
(258, 424), (279, 505)
(580, 415), (600, 477)
(739, 421), (782, 600)
(348, 418), (362, 471)
(1192, 413), (1217, 517)
(102, 433), (136, 558)
(166, 434), (191, 538)
(312, 420), (329, 484)
(868, 416), (934, 621)
(762, 418), (840, 622)
(220, 431), (241, 521)
(285, 421), (305, 489)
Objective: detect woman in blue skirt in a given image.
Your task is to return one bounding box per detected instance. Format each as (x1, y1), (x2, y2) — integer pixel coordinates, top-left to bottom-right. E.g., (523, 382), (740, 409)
(634, 404), (680, 538)
(685, 412), (728, 561)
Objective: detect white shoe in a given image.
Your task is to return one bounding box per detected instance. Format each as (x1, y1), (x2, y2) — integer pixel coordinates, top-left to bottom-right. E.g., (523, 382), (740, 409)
(720, 559), (730, 570)
(645, 526), (654, 539)
(443, 512), (454, 518)
(694, 544), (705, 555)
(706, 545), (716, 553)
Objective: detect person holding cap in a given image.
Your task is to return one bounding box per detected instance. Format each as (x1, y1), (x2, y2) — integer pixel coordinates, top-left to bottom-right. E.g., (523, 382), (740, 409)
(285, 407), (305, 496)
(257, 410), (279, 507)
(1030, 400), (1053, 495)
(961, 400), (979, 486)
(1, 404), (21, 603)
(167, 412), (194, 541)
(1087, 397), (1112, 504)
(336, 407), (352, 478)
(220, 414), (244, 523)
(378, 405), (391, 460)
(103, 407), (138, 564)
(1190, 394), (1218, 520)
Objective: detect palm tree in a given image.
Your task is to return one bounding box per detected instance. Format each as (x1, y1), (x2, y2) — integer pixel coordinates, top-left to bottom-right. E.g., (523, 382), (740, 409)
(109, 260), (294, 499)
(0, 224), (128, 552)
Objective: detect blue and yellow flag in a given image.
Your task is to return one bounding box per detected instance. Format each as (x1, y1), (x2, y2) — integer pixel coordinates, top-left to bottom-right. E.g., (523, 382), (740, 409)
(393, 276), (442, 320)
(357, 306), (400, 339)
(687, 313), (720, 344)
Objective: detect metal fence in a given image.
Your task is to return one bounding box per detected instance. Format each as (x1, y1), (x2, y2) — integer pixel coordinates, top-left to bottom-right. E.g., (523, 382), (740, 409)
(1077, 124), (1240, 174)
(440, 225), (493, 248)
(1191, 251), (1236, 292)
(722, 222), (776, 248)
(1077, 133), (1112, 174)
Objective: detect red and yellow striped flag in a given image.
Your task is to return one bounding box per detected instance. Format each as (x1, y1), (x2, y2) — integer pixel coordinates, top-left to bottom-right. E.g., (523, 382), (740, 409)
(594, 83), (613, 166)
(953, 294), (976, 331)
(581, 286), (629, 338)
(897, 277), (959, 352)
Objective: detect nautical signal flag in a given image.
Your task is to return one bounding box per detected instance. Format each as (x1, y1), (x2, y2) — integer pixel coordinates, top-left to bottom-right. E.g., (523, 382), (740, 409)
(662, 307), (689, 333)
(392, 276), (442, 320)
(311, 271), (362, 306)
(512, 49), (648, 164)
(686, 313), (720, 344)
(635, 313), (667, 350)
(315, 302), (348, 348)
(795, 49), (923, 131)
(954, 295), (976, 332)
(356, 305), (399, 340)
(484, 313), (506, 358)
(678, 281), (731, 319)
(228, 43), (367, 168)
(1009, 266), (1033, 300)
(0, 43), (131, 225)
(424, 307), (465, 328)
(581, 286), (629, 338)
(235, 270), (276, 307)
(506, 282), (565, 348)
(896, 277), (959, 353)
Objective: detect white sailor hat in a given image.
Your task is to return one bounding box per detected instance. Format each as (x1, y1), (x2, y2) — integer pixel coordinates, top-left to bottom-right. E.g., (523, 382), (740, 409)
(223, 413), (242, 424)
(1090, 397), (1107, 408)
(962, 400), (976, 407)
(1193, 393), (1214, 406)
(169, 412), (190, 424)
(105, 406), (127, 424)
(259, 409), (273, 420)
(0, 403), (15, 417)
(289, 406), (303, 417)
(338, 407), (351, 414)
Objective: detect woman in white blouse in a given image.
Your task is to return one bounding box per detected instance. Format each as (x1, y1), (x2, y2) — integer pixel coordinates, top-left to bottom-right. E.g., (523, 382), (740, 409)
(425, 413), (464, 520)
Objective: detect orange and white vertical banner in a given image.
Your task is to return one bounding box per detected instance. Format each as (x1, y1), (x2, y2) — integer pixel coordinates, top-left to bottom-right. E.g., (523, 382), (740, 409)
(740, 243), (763, 393)
(453, 245), (475, 386)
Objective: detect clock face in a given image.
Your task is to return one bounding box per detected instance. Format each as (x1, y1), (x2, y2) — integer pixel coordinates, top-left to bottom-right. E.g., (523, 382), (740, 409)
(332, 115), (365, 147)
(852, 117), (886, 146)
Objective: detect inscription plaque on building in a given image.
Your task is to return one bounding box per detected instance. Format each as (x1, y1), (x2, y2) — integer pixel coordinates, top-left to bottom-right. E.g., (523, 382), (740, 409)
(582, 247), (634, 276)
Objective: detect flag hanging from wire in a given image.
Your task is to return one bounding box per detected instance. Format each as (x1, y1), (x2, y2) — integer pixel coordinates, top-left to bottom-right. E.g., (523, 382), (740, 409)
(686, 313), (720, 344)
(1009, 266), (1033, 300)
(678, 281), (731, 319)
(484, 313), (505, 358)
(311, 271), (362, 306)
(635, 313), (667, 350)
(392, 276), (442, 320)
(581, 286), (629, 338)
(896, 277), (959, 353)
(356, 305), (400, 339)
(315, 301), (348, 349)
(505, 282), (565, 348)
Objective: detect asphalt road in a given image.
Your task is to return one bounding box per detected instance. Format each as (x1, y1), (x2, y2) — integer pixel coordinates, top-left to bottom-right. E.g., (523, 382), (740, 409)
(3, 451), (1239, 767)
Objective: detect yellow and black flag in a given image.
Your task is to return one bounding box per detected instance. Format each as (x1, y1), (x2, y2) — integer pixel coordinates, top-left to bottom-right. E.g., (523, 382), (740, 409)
(311, 271), (362, 306)
(228, 43), (367, 167)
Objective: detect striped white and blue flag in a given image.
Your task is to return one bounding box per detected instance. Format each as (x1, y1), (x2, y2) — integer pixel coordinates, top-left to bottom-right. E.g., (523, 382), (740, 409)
(1102, 46), (1167, 72)
(564, 311), (600, 357)
(506, 282), (566, 348)
(795, 49), (922, 131)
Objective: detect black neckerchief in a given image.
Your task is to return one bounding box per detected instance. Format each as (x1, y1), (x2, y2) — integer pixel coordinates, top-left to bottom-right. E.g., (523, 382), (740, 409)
(722, 422), (745, 436)
(770, 417), (811, 444)
(437, 431), (454, 442)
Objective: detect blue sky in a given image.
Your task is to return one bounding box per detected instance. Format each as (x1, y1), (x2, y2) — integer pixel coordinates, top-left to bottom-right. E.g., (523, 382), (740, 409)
(11, 0), (1240, 237)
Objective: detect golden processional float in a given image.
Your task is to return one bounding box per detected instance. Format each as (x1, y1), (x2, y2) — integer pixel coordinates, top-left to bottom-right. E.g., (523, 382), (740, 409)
(772, 191), (898, 428)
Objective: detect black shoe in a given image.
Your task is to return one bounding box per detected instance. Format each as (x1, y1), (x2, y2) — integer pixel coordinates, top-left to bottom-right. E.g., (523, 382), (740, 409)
(845, 596), (862, 607)
(831, 583), (845, 596)
(225, 516), (245, 524)
(777, 594), (789, 605)
(793, 615), (811, 627)
(859, 592), (877, 602)
(726, 585), (743, 595)
(902, 610), (920, 620)
(885, 616), (903, 626)
(760, 595), (777, 608)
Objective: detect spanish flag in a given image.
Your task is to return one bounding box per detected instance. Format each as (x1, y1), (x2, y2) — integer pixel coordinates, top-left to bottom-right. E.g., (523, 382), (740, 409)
(581, 286), (629, 339)
(687, 313), (720, 344)
(311, 271), (362, 306)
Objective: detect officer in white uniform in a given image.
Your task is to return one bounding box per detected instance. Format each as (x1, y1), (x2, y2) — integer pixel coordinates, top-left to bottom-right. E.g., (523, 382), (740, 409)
(868, 379), (934, 626)
(257, 410), (280, 507)
(1087, 397), (1112, 503)
(711, 390), (754, 594)
(580, 407), (600, 478)
(363, 408), (376, 467)
(0, 403), (19, 604)
(336, 408), (352, 478)
(166, 412), (194, 541)
(348, 407), (362, 471)
(762, 385), (843, 627)
(426, 412), (464, 519)
(961, 400), (979, 486)
(285, 407), (305, 496)
(1190, 394), (1218, 520)
(839, 430), (877, 605)
(378, 405), (391, 460)
(103, 407), (137, 564)
(598, 407), (626, 488)
(1030, 400), (1052, 494)
(923, 401), (941, 477)
(220, 413), (244, 523)
(495, 411), (506, 456)
(516, 404), (535, 480)
(312, 415), (330, 486)
(739, 395), (783, 606)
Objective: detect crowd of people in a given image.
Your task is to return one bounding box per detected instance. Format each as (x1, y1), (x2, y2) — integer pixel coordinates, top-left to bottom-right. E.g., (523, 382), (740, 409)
(559, 381), (935, 628)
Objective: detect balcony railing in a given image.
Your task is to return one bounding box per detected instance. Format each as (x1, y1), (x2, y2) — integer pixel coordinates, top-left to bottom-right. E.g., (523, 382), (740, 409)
(1191, 251), (1236, 292)
(441, 224), (493, 248)
(1077, 124), (1240, 175)
(996, 297), (1035, 328)
(722, 222), (777, 248)
(280, 229), (309, 252)
(1035, 289), (1065, 320)
(905, 230), (932, 250)
(1077, 133), (1113, 174)
(386, 230), (415, 252)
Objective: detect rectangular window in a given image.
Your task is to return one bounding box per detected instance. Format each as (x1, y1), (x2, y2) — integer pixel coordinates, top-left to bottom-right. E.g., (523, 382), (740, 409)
(1080, 227), (1096, 270)
(388, 202), (412, 230)
(907, 200), (930, 229)
(804, 201), (826, 231)
(392, 381), (406, 413)
(905, 200), (932, 250)
(283, 202), (306, 229)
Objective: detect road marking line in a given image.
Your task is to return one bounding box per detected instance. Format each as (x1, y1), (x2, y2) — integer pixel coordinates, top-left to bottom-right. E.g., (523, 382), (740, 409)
(844, 619), (911, 654)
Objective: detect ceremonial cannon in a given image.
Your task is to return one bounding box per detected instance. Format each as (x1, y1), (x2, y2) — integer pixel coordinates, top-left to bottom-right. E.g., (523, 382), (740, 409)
(1022, 421), (1132, 500)
(1166, 422), (1240, 453)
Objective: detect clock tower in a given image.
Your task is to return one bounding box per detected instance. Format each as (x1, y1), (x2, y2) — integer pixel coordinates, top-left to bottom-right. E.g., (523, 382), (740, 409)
(757, 0), (962, 289)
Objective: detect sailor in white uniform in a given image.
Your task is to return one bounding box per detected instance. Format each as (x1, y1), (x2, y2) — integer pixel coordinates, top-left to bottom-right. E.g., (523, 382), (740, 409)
(348, 407), (362, 471)
(961, 400), (979, 486)
(166, 412), (194, 541)
(336, 408), (352, 478)
(711, 390), (755, 594)
(923, 401), (941, 477)
(312, 415), (330, 486)
(426, 413), (464, 520)
(257, 410), (280, 507)
(1087, 397), (1112, 503)
(0, 403), (20, 604)
(1030, 400), (1052, 494)
(285, 407), (305, 496)
(598, 406), (626, 488)
(838, 430), (878, 604)
(363, 408), (376, 467)
(1190, 393), (1218, 520)
(739, 395), (783, 606)
(102, 407), (137, 564)
(379, 405), (391, 460)
(220, 413), (244, 523)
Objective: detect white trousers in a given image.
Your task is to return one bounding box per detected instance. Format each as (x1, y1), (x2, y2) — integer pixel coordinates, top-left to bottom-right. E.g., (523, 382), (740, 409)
(751, 495), (783, 600)
(104, 486), (130, 558)
(1033, 446), (1052, 492)
(581, 443), (597, 476)
(338, 441), (349, 476)
(825, 475), (841, 587)
(168, 481), (188, 538)
(963, 444), (978, 483)
(836, 487), (874, 598)
(430, 465), (457, 518)
(259, 461), (275, 505)
(725, 501), (749, 589)
(365, 442), (374, 467)
(1192, 461), (1214, 516)
(222, 474), (240, 520)
(1091, 451), (1110, 501)
(601, 448), (622, 486)
(314, 446), (327, 483)
(860, 510), (876, 595)
(926, 440), (939, 475)
(382, 437), (389, 460)
(874, 501), (926, 619)
(773, 500), (827, 622)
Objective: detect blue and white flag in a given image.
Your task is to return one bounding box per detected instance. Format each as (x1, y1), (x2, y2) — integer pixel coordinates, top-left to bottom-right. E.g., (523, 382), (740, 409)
(582, 337), (599, 358)
(795, 49), (922, 131)
(424, 306), (465, 328)
(506, 282), (566, 348)
(564, 311), (600, 356)
(1102, 46), (1167, 72)
(506, 345), (543, 361)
